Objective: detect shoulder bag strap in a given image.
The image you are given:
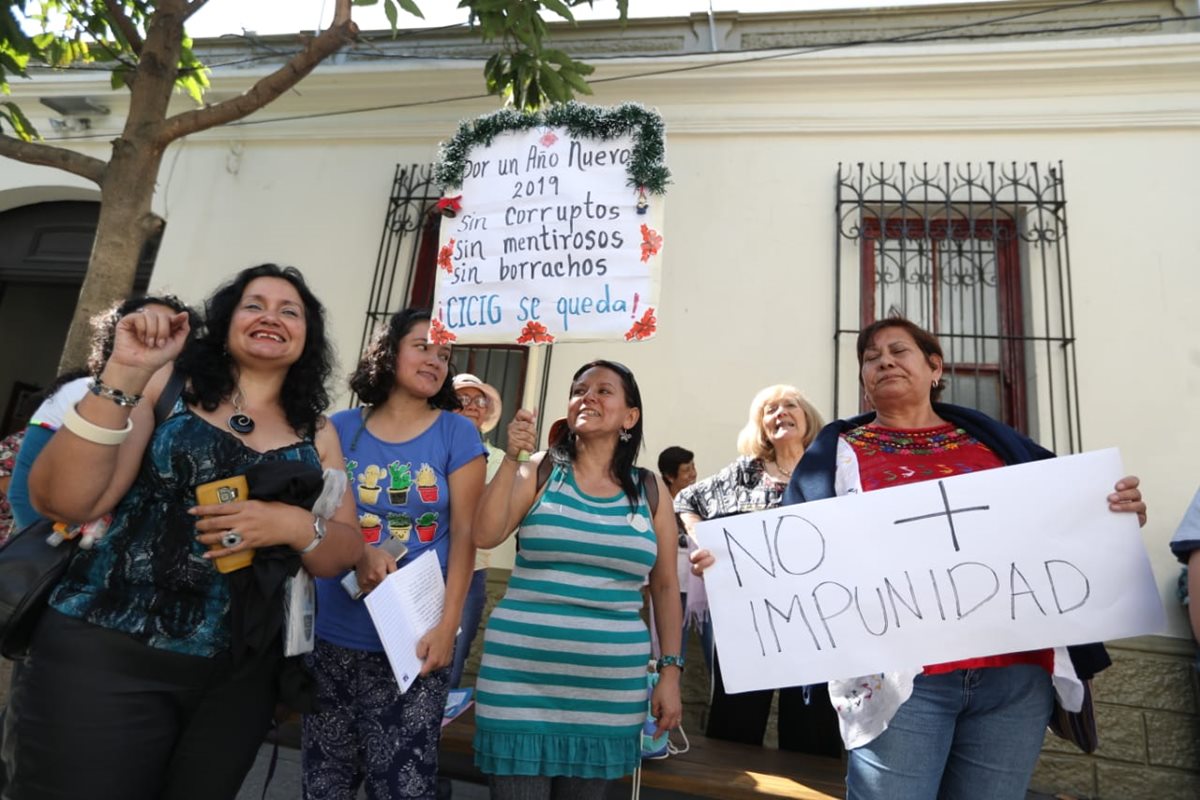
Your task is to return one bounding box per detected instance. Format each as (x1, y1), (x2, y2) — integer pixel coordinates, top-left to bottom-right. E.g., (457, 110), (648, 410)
(153, 367), (186, 426)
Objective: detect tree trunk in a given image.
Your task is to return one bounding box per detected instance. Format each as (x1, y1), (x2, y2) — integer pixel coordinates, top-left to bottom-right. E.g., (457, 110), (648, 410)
(57, 146), (165, 370)
(56, 1), (186, 371)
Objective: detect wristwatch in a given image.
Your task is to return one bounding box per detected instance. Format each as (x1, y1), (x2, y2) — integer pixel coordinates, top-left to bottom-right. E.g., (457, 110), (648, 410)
(656, 654), (685, 672)
(300, 514), (327, 554)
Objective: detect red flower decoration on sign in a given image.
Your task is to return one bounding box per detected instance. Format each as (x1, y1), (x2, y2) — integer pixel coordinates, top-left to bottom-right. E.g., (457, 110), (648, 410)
(428, 317), (457, 344)
(539, 131), (558, 147)
(435, 195), (463, 218)
(516, 321), (555, 344)
(639, 224), (662, 263)
(624, 307), (657, 341)
(437, 239), (455, 273)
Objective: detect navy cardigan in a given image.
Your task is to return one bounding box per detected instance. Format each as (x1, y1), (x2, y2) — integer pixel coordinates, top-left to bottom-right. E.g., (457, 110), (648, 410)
(782, 402), (1111, 681)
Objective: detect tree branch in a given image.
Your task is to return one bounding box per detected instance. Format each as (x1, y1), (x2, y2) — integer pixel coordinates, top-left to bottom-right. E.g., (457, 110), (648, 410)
(0, 134), (107, 185)
(103, 0), (144, 55)
(158, 0), (356, 144)
(183, 0), (211, 21)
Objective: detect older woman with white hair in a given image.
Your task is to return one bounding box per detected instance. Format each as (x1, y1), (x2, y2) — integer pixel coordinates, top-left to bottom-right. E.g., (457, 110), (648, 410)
(449, 372), (504, 688)
(675, 385), (841, 756)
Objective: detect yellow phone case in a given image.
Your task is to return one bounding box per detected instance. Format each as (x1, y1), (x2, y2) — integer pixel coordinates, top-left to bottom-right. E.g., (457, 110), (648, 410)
(194, 475), (254, 574)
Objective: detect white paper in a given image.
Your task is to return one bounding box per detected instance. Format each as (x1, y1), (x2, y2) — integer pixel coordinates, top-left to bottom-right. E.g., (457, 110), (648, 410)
(364, 549), (446, 693)
(282, 570), (316, 657)
(694, 449), (1166, 694)
(431, 126), (664, 344)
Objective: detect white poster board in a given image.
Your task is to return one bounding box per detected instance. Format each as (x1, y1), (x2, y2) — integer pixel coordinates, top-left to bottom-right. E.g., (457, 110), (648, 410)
(431, 127), (664, 344)
(693, 449), (1165, 694)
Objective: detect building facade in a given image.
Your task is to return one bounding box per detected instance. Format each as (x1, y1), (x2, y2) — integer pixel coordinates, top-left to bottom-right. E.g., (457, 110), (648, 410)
(1, 1), (1198, 795)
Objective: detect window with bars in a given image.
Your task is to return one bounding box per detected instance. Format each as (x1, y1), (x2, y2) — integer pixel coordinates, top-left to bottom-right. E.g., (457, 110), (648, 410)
(835, 162), (1081, 452)
(362, 163), (538, 451)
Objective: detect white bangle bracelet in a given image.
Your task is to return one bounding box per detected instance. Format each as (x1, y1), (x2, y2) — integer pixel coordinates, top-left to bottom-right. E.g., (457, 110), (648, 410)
(63, 405), (133, 446)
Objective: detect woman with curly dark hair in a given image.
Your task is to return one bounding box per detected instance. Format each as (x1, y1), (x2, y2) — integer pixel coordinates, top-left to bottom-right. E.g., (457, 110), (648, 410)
(10, 265), (363, 800)
(302, 308), (485, 799)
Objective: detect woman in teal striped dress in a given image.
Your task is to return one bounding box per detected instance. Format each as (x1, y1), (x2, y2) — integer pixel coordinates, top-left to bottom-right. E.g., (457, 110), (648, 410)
(471, 360), (683, 800)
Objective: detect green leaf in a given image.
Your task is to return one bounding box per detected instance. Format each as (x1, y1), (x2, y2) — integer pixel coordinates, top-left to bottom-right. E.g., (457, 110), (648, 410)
(559, 66), (593, 95)
(542, 48), (571, 67)
(540, 0), (574, 23)
(538, 62), (567, 102)
(0, 101), (38, 141)
(383, 0), (399, 31)
(484, 52), (501, 77)
(511, 24), (537, 51)
(395, 0), (424, 19)
(0, 49), (29, 75)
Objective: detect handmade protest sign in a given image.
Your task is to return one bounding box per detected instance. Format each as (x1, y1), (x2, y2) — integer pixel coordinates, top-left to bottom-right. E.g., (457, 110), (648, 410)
(430, 103), (667, 345)
(693, 449), (1165, 694)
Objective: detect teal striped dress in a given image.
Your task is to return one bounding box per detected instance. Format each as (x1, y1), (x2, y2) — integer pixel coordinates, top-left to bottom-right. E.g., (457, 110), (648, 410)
(474, 462), (658, 779)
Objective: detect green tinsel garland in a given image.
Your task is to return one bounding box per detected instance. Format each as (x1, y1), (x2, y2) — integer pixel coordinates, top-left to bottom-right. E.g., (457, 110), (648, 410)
(436, 102), (670, 194)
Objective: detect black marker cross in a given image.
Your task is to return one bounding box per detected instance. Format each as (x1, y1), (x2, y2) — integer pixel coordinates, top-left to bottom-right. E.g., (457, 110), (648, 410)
(893, 479), (990, 552)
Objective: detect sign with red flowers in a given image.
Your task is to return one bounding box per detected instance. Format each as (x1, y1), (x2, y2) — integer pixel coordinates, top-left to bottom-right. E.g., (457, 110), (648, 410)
(431, 105), (667, 344)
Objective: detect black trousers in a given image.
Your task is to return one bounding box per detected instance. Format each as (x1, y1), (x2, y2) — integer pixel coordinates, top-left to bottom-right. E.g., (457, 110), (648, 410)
(2, 610), (280, 800)
(705, 648), (843, 758)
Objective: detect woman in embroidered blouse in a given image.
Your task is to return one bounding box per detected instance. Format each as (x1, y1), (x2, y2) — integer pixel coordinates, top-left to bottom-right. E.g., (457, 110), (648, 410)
(694, 317), (1148, 800)
(12, 265), (364, 800)
(675, 384), (841, 757)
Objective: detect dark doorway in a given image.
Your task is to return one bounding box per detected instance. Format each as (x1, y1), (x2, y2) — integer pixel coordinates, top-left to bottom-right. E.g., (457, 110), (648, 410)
(0, 201), (158, 435)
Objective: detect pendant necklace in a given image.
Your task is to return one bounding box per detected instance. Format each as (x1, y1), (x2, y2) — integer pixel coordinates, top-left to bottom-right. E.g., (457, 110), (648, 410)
(227, 388), (256, 435)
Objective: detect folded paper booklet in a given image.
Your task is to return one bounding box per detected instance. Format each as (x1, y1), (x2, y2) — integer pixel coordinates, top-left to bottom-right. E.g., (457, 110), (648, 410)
(364, 549), (445, 694)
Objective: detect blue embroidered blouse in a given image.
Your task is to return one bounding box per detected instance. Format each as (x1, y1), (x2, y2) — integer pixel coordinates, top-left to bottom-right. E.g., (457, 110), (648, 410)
(50, 405), (320, 657)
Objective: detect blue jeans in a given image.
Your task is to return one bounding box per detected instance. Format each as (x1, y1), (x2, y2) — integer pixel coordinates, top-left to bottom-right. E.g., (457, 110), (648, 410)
(449, 568), (488, 688)
(846, 664), (1054, 800)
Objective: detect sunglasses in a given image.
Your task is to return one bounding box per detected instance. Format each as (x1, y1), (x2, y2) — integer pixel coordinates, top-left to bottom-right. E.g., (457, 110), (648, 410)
(456, 393), (490, 409)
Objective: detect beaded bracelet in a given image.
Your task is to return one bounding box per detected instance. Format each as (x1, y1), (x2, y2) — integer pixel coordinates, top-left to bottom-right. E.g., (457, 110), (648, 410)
(89, 379), (143, 408)
(656, 654), (684, 672)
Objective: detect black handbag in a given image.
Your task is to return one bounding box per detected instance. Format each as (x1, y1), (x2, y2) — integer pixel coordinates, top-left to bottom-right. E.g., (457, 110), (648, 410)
(0, 517), (73, 659)
(0, 368), (185, 659)
(1048, 678), (1100, 753)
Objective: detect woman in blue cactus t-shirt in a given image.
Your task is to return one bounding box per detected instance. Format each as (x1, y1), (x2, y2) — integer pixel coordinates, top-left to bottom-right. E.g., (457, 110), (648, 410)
(304, 309), (485, 800)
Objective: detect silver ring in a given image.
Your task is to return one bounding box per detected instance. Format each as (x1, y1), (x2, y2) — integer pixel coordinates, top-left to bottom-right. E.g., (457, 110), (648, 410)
(221, 531), (243, 548)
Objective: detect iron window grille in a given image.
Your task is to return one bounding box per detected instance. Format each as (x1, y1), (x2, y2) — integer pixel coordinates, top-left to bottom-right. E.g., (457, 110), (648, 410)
(834, 161), (1081, 453)
(363, 163), (545, 450)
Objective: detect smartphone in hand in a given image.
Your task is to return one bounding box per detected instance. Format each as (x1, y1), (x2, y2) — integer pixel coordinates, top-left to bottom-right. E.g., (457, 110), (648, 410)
(194, 475), (254, 574)
(340, 536), (408, 599)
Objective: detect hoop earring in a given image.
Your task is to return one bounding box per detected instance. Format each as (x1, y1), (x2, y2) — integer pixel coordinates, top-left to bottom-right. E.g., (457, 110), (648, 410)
(619, 428), (632, 443)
